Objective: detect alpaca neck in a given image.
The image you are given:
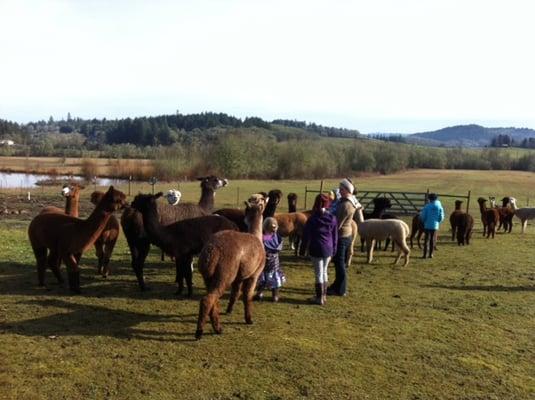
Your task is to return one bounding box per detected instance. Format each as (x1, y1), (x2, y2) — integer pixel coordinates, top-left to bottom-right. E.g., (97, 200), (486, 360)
(248, 214), (263, 242)
(510, 201), (518, 211)
(140, 204), (172, 249)
(478, 202), (486, 213)
(81, 203), (113, 247)
(65, 193), (80, 218)
(354, 208), (364, 224)
(455, 203), (462, 211)
(263, 202), (277, 218)
(198, 187), (215, 211)
(288, 202), (296, 213)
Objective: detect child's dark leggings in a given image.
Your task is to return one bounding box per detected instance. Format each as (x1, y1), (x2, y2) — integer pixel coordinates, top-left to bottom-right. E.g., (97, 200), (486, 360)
(423, 229), (436, 258)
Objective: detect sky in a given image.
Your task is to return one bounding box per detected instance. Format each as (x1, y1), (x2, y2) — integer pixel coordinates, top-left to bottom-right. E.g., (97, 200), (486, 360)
(1, 0), (534, 133)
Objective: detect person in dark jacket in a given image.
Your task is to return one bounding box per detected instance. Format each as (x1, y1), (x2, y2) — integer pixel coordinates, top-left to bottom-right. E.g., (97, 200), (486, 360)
(300, 194), (338, 305)
(420, 192), (445, 259)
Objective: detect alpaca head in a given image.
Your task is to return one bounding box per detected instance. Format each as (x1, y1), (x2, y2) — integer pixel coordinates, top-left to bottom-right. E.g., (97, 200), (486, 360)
(100, 186), (128, 212)
(130, 192), (162, 214)
(165, 189), (182, 205)
(248, 193), (268, 206)
(267, 189), (283, 206)
(372, 197), (392, 210)
(62, 182), (84, 197)
(244, 198), (268, 228)
(90, 191), (105, 206)
(477, 197), (487, 205)
(197, 176), (228, 192)
(508, 197), (517, 207)
(287, 193), (298, 203)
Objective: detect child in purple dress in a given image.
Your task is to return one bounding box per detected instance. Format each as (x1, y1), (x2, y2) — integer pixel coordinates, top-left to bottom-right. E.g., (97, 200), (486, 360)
(255, 217), (285, 302)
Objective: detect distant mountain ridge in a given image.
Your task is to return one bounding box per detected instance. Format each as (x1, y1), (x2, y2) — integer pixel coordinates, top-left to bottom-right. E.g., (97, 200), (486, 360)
(406, 124), (535, 147)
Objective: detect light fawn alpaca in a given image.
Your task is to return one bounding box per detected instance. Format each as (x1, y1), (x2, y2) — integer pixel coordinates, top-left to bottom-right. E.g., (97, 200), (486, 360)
(90, 191), (121, 277)
(195, 197), (267, 340)
(28, 186), (127, 293)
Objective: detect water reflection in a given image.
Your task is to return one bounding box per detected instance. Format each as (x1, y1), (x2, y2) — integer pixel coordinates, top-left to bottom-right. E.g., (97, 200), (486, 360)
(0, 172), (126, 188)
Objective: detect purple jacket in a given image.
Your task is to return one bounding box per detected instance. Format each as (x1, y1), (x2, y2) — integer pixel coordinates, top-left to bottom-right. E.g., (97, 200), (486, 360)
(301, 211), (338, 258)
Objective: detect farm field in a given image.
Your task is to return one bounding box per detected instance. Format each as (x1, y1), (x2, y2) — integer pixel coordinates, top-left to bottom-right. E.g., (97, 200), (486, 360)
(1, 169), (534, 399)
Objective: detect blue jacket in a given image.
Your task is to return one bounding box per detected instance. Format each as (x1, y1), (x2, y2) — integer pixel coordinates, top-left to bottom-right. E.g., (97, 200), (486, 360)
(420, 200), (445, 230)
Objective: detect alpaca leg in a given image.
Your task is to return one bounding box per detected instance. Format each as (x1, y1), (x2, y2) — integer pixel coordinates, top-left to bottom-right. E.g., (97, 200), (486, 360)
(33, 247), (47, 287)
(210, 299), (222, 335)
(102, 238), (117, 277)
(451, 226), (456, 241)
(183, 254), (194, 297)
(366, 239), (375, 264)
(241, 277), (258, 325)
(226, 280), (242, 315)
(63, 253), (81, 294)
(131, 239), (150, 290)
(95, 242), (104, 275)
(195, 292), (219, 340)
(522, 220), (527, 233)
(47, 250), (64, 284)
(175, 258), (185, 296)
(293, 235), (301, 257)
(417, 231), (423, 249)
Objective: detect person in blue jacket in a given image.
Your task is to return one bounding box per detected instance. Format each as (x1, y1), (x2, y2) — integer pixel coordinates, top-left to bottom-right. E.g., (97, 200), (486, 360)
(420, 193), (445, 259)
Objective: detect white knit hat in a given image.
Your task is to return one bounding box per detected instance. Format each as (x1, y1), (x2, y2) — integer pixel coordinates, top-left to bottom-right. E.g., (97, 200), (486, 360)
(339, 178), (354, 194)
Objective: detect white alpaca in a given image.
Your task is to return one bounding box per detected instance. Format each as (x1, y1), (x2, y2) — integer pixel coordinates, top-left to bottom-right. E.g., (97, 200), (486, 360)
(354, 209), (410, 266)
(164, 189), (182, 205)
(508, 197), (535, 233)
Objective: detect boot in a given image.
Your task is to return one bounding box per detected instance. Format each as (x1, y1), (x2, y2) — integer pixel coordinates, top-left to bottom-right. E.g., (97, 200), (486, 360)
(271, 288), (279, 303)
(309, 284), (323, 305)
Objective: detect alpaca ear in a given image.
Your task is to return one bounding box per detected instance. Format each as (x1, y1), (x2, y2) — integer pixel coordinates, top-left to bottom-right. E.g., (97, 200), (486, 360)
(244, 201), (250, 209)
(155, 192), (164, 199)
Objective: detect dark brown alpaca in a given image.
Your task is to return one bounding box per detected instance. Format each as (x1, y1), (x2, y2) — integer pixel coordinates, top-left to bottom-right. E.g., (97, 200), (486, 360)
(287, 193), (298, 213)
(456, 212), (474, 245)
(28, 186), (127, 292)
(195, 198), (267, 339)
(477, 197), (499, 238)
(409, 213), (424, 248)
(130, 192), (238, 296)
(264, 189), (282, 218)
(40, 183), (84, 217)
(121, 175), (228, 290)
(90, 191), (120, 277)
(449, 200), (464, 241)
(496, 196), (514, 233)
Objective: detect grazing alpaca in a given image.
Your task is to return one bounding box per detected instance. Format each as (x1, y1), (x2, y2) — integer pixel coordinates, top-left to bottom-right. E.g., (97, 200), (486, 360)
(28, 186), (127, 292)
(495, 196), (514, 233)
(507, 197), (535, 233)
(449, 200), (464, 241)
(456, 212), (474, 245)
(354, 208), (410, 266)
(121, 175), (228, 290)
(409, 213), (425, 249)
(287, 193), (298, 213)
(130, 192), (238, 296)
(477, 197), (499, 238)
(195, 198), (267, 339)
(90, 191), (120, 277)
(40, 183), (84, 217)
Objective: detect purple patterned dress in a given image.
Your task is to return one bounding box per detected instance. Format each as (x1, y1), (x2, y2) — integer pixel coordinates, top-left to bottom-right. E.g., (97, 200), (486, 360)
(257, 232), (286, 289)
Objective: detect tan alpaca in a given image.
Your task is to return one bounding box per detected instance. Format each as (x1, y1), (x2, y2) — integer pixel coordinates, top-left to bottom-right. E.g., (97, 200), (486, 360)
(40, 183), (84, 217)
(28, 186), (127, 292)
(195, 197), (267, 340)
(90, 191), (121, 277)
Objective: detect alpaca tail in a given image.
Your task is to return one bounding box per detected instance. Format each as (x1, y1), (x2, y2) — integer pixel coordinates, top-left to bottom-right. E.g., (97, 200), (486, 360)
(197, 243), (221, 286)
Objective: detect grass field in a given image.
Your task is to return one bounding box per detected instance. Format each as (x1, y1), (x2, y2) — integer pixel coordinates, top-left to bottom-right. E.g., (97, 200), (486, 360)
(1, 169), (534, 399)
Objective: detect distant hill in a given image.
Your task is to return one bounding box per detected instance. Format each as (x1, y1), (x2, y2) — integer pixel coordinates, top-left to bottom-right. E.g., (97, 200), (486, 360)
(405, 124), (535, 147)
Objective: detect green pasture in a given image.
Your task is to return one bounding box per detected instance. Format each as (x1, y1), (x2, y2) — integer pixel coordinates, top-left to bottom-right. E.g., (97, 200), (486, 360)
(1, 169), (534, 399)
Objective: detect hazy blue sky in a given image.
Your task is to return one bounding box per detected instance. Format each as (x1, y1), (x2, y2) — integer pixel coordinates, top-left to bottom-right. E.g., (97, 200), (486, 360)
(1, 0), (534, 133)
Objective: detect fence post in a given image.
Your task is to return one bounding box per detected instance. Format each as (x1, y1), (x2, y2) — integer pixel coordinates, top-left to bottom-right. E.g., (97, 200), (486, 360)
(304, 185), (308, 210)
(466, 190), (471, 213)
(236, 187), (240, 206)
(320, 180), (324, 194)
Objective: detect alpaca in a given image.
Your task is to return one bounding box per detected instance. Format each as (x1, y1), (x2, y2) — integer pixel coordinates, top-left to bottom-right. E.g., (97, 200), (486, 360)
(121, 175), (228, 290)
(90, 191), (120, 277)
(28, 186), (127, 292)
(409, 213), (425, 248)
(477, 197), (499, 238)
(449, 200), (464, 241)
(507, 197), (535, 233)
(455, 212), (474, 245)
(287, 193), (298, 213)
(496, 196), (514, 233)
(354, 208), (410, 266)
(274, 211), (309, 255)
(195, 198), (267, 339)
(130, 192), (238, 296)
(264, 189), (282, 218)
(40, 183), (84, 217)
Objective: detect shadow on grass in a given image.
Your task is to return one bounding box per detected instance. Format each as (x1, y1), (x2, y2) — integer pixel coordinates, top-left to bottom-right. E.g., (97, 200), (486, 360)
(425, 284), (535, 292)
(0, 298), (200, 342)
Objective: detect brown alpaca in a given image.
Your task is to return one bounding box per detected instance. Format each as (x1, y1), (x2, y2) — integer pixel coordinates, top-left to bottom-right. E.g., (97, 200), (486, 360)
(28, 186), (127, 292)
(90, 191), (120, 277)
(274, 211), (309, 255)
(477, 197), (499, 238)
(40, 183), (84, 217)
(409, 213), (424, 248)
(130, 192), (238, 297)
(449, 200), (464, 241)
(287, 193), (298, 213)
(195, 198), (267, 340)
(496, 196), (514, 233)
(456, 212), (474, 245)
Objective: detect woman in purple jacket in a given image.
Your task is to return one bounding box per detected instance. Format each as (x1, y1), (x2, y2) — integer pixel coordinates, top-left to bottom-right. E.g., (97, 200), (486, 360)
(300, 194), (338, 305)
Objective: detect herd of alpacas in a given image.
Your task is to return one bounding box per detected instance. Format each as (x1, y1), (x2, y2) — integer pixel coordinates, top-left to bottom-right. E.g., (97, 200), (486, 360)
(27, 177), (535, 339)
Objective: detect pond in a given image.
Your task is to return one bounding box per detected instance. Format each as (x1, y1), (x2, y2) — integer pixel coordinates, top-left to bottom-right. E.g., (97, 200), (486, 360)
(0, 172), (126, 189)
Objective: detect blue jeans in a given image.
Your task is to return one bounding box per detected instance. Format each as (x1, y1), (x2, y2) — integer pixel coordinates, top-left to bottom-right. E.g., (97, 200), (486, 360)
(329, 236), (352, 295)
